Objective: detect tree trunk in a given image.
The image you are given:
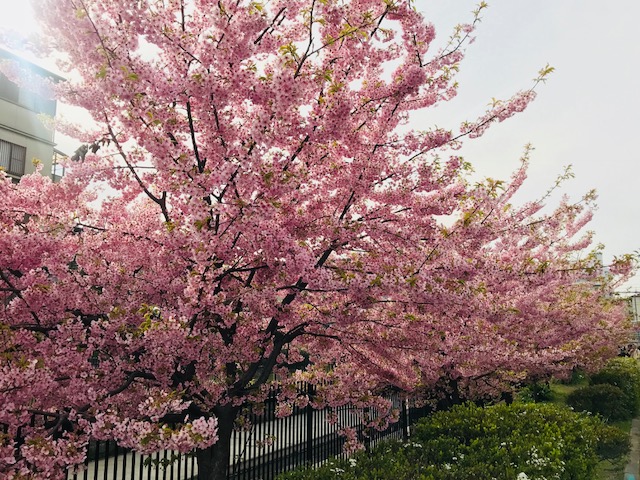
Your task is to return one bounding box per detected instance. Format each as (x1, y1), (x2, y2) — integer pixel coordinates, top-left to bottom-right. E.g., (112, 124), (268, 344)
(196, 405), (238, 480)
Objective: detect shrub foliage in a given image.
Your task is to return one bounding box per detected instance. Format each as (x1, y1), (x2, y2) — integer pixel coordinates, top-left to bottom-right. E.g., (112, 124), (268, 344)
(566, 383), (634, 421)
(589, 357), (640, 416)
(277, 402), (628, 480)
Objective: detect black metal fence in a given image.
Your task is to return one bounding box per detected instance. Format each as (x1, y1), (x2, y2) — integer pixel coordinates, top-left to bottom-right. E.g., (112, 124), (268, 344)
(223, 386), (424, 480)
(14, 387), (430, 480)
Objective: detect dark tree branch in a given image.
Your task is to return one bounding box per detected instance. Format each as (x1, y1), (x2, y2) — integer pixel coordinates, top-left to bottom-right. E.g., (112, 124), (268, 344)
(254, 7), (287, 45)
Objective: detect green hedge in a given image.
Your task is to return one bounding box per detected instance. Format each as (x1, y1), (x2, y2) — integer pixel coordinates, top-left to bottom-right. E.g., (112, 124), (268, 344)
(590, 357), (640, 416)
(566, 383), (634, 421)
(277, 402), (628, 480)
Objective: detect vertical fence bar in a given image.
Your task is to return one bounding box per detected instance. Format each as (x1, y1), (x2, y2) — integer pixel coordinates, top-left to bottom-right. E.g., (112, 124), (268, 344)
(249, 405), (256, 480)
(401, 398), (409, 441)
(161, 449), (168, 480)
(145, 451), (151, 480)
(363, 407), (370, 452)
(153, 451), (160, 480)
(113, 443), (119, 480)
(256, 402), (262, 480)
(305, 383), (313, 466)
(296, 395), (301, 470)
(296, 388), (303, 470)
(285, 394), (291, 474)
(176, 450), (182, 480)
(130, 449), (137, 480)
(192, 450), (197, 480)
(235, 420), (242, 480)
(120, 446), (127, 480)
(101, 441), (109, 480)
(270, 394), (277, 479)
(140, 450), (146, 480)
(91, 441), (100, 480)
(236, 413), (243, 480)
(229, 420), (235, 480)
(270, 390), (278, 478)
(251, 404), (258, 480)
(267, 401), (272, 480)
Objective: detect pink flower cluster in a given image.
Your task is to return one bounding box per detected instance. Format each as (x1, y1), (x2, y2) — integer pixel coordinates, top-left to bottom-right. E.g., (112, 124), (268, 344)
(92, 413), (219, 454)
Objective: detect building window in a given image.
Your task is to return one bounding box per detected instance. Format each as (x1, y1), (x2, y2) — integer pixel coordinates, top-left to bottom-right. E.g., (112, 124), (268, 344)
(0, 72), (56, 116)
(0, 73), (19, 103)
(0, 139), (26, 176)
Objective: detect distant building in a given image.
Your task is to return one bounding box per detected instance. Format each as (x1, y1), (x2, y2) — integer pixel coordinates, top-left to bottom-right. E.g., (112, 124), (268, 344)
(0, 47), (64, 181)
(629, 294), (640, 325)
(623, 293), (640, 353)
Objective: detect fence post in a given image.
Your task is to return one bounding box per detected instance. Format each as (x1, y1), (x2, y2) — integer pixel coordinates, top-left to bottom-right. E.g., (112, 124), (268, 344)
(306, 383), (314, 465)
(401, 399), (409, 441)
(362, 407), (371, 452)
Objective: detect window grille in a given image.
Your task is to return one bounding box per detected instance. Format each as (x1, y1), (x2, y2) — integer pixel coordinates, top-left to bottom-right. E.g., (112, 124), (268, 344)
(0, 139), (27, 176)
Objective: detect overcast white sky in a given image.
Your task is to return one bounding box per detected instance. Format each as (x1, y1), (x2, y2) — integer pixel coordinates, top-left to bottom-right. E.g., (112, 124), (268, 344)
(417, 0), (640, 292)
(1, 0), (639, 290)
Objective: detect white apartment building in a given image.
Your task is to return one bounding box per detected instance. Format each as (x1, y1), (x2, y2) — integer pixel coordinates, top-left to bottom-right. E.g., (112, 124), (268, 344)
(0, 47), (63, 181)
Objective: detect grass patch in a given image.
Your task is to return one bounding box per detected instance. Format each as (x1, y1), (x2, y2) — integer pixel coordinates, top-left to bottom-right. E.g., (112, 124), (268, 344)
(595, 456), (628, 480)
(612, 418), (633, 432)
(597, 418), (632, 480)
(550, 382), (581, 405)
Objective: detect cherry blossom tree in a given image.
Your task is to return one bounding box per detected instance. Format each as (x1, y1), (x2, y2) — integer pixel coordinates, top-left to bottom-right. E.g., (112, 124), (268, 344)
(0, 1), (632, 479)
